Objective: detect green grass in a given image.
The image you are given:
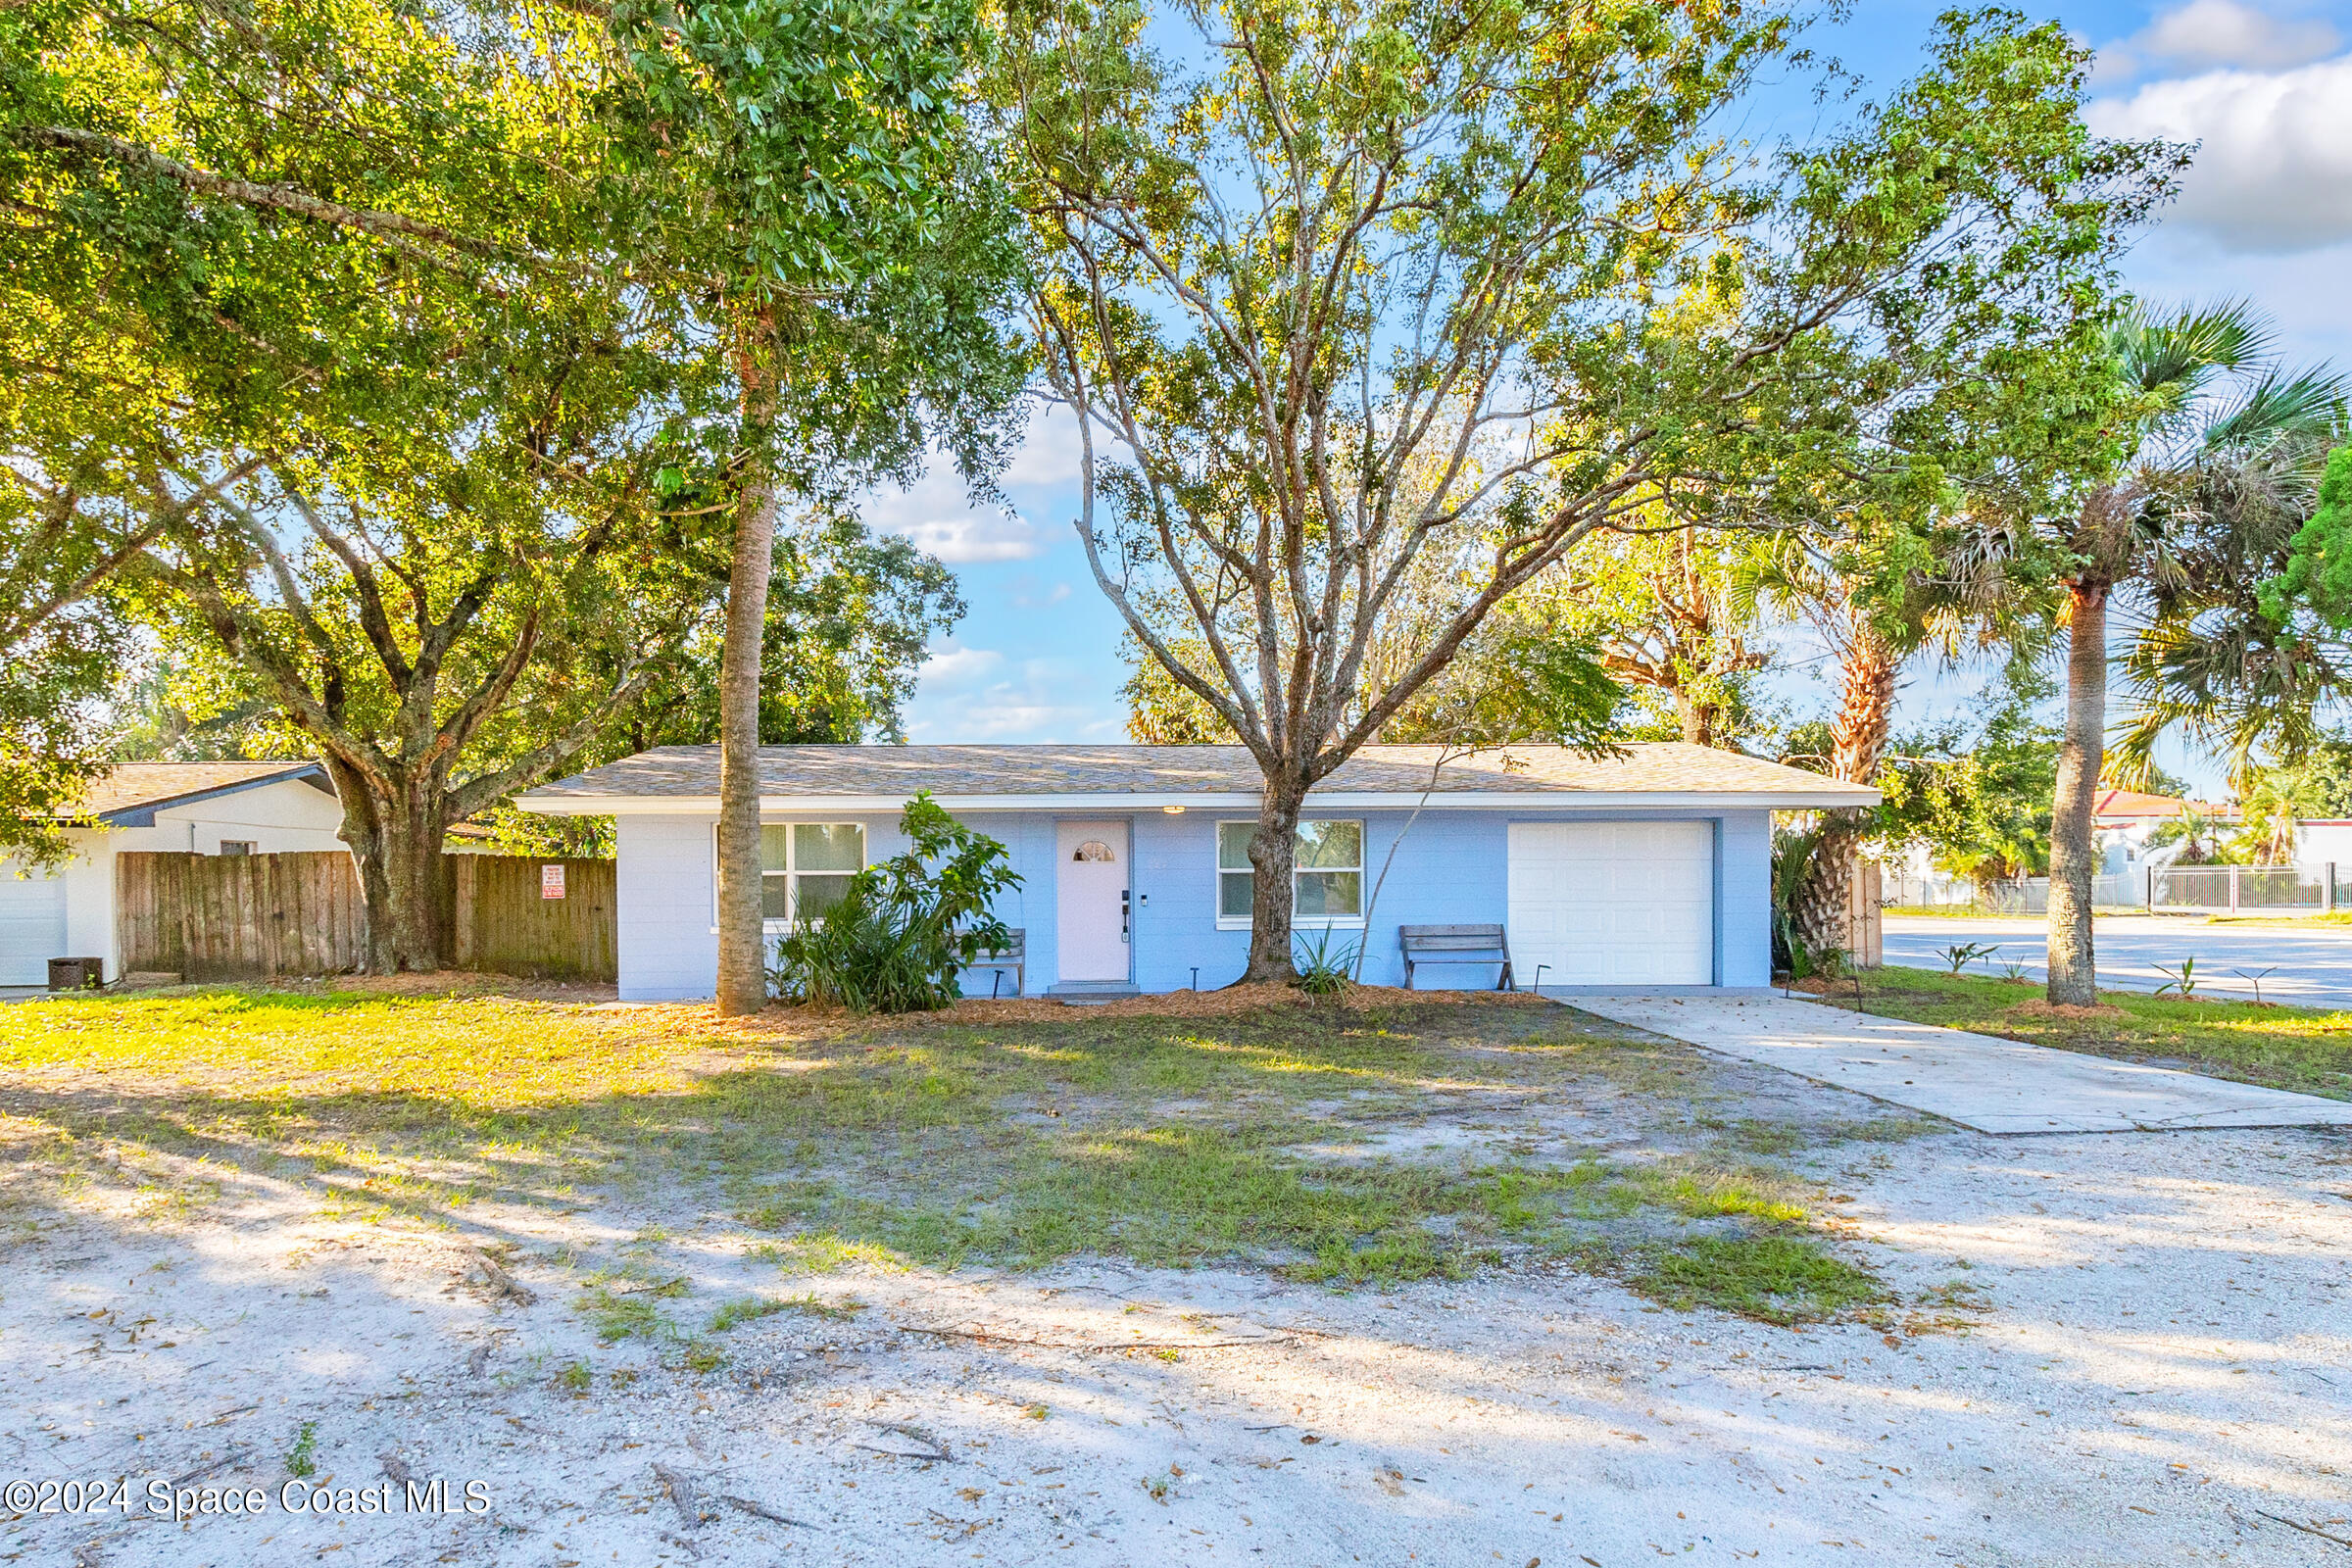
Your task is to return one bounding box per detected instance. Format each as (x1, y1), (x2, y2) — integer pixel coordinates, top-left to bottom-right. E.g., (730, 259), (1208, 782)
(1630, 1235), (1890, 1325)
(709, 1292), (863, 1332)
(282, 1420), (319, 1478)
(1813, 966), (2352, 1100)
(2205, 909), (2352, 927)
(0, 988), (1910, 1320)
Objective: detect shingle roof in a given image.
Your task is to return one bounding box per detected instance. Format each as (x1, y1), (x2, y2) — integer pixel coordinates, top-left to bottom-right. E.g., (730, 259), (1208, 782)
(520, 743), (1877, 807)
(64, 760), (331, 821)
(2091, 788), (2237, 821)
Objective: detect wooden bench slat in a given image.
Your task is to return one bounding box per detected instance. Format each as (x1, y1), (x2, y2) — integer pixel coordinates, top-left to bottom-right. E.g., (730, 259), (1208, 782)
(1397, 923), (1513, 993)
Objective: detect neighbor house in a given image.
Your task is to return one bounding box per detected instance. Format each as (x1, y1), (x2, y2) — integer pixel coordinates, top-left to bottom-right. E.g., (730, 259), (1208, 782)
(0, 761), (348, 986)
(2091, 787), (2240, 881)
(516, 743), (1874, 1002)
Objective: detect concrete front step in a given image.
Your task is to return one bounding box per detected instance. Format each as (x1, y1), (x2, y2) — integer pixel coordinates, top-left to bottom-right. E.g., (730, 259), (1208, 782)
(1048, 982), (1142, 1005)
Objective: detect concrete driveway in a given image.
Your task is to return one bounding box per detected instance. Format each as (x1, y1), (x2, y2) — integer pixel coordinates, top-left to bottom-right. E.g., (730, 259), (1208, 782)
(1571, 993), (2352, 1134)
(1886, 913), (2352, 1007)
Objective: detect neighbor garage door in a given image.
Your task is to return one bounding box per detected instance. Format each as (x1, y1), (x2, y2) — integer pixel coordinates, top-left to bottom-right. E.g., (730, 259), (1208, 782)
(1507, 821), (1713, 986)
(0, 868), (68, 986)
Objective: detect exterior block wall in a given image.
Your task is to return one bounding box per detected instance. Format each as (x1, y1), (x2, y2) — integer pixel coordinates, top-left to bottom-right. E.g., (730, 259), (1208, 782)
(612, 804), (1778, 1002)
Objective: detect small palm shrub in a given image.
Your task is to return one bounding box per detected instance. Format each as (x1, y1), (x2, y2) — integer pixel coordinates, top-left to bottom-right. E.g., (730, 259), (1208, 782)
(768, 793), (1021, 1013)
(1294, 927), (1357, 997)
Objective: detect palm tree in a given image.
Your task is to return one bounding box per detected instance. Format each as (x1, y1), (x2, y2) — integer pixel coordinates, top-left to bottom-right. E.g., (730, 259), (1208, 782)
(2044, 301), (2347, 1004)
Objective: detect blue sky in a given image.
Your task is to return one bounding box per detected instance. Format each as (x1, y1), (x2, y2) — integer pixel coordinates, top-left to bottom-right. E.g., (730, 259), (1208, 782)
(874, 1), (2352, 791)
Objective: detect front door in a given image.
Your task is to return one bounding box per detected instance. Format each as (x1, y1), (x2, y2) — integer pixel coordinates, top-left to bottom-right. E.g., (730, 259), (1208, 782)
(1055, 820), (1130, 982)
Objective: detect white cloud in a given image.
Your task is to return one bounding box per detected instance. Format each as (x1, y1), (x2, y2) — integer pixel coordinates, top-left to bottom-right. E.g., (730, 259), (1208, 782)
(919, 644), (1004, 686)
(883, 511), (1046, 564)
(906, 656), (1126, 742)
(2089, 53), (2352, 252)
(1002, 406), (1086, 492)
(2096, 1), (2339, 82)
(854, 411), (1090, 564)
(860, 466), (1045, 564)
(1007, 578), (1073, 611)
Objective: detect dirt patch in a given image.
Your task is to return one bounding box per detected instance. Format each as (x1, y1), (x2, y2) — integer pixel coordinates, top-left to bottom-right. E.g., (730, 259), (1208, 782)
(932, 980), (1543, 1023)
(732, 980), (1551, 1029)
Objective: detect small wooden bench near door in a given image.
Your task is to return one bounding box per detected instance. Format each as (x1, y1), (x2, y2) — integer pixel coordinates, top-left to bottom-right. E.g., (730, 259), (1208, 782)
(962, 929), (1026, 999)
(1398, 923), (1515, 991)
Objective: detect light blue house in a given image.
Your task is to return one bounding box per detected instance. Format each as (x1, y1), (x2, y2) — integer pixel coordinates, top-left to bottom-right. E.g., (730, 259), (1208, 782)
(515, 743), (1876, 1002)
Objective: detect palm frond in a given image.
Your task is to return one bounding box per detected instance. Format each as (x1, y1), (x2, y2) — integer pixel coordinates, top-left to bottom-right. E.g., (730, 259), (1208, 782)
(2201, 365), (2352, 457)
(2116, 298), (2273, 399)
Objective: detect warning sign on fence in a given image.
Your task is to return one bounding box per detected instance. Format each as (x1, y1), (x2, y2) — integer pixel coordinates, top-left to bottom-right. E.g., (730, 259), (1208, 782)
(540, 863), (565, 900)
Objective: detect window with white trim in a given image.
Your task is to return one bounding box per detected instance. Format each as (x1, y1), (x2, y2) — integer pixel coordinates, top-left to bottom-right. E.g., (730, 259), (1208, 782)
(757, 823), (866, 922)
(1217, 819), (1363, 927)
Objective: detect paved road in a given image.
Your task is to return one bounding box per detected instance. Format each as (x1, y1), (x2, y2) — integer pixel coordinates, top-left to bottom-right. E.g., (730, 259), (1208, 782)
(1886, 914), (2352, 1008)
(1576, 993), (2352, 1132)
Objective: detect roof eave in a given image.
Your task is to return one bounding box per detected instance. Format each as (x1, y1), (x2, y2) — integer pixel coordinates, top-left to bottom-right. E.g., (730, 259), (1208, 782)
(81, 762), (332, 825)
(517, 787), (1881, 815)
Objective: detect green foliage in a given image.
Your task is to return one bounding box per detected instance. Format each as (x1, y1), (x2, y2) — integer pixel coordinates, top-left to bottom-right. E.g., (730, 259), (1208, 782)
(2151, 956), (2200, 999)
(2264, 446), (2352, 626)
(1873, 669), (2061, 889)
(1292, 929), (1356, 998)
(1011, 0), (2175, 976)
(1523, 526), (1775, 749)
(2245, 738), (2352, 822)
(1768, 823), (1843, 980)
(1939, 942), (1999, 976)
(607, 0), (1030, 491)
(2147, 804), (2240, 866)
(603, 507), (963, 753)
(2104, 318), (2350, 791)
(282, 1420), (320, 1478)
(769, 794), (1021, 1012)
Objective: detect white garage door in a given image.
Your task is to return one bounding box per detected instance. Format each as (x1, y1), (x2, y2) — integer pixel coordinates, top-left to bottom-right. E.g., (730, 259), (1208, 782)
(0, 869), (68, 987)
(1507, 822), (1713, 986)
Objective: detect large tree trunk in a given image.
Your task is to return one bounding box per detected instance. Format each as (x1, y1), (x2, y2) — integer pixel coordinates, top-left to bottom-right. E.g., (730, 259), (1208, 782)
(2046, 579), (2106, 1006)
(330, 761), (454, 972)
(1790, 616), (1899, 961)
(1680, 695), (1716, 747)
(715, 331), (780, 1016)
(1243, 776), (1304, 984)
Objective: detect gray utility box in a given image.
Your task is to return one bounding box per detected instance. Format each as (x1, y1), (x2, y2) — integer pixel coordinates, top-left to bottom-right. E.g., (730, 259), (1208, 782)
(47, 957), (104, 991)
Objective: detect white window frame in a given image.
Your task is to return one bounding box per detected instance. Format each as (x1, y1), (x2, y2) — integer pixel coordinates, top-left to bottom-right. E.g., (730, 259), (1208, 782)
(708, 821), (868, 931)
(1215, 818), (1365, 931)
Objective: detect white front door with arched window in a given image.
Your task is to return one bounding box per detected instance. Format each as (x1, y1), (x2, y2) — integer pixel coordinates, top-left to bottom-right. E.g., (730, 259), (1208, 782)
(1055, 820), (1130, 983)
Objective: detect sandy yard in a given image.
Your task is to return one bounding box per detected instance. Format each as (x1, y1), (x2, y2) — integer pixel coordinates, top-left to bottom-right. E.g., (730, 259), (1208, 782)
(0, 986), (2346, 1567)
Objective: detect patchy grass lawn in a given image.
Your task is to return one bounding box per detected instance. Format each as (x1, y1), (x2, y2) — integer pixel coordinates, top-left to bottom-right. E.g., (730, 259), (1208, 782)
(2204, 910), (2352, 928)
(0, 988), (1939, 1325)
(1800, 965), (2352, 1100)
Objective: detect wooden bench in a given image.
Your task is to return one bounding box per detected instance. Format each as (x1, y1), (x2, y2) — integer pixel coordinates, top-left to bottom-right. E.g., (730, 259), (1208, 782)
(1398, 924), (1515, 991)
(961, 928), (1026, 999)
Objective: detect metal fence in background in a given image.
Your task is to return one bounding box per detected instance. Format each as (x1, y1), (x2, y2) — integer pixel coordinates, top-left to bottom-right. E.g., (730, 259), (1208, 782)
(2147, 863), (2332, 913)
(1883, 864), (2341, 914)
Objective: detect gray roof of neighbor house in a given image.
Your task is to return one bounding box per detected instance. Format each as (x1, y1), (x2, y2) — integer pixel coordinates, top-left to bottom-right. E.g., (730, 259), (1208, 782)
(63, 760), (335, 826)
(518, 743), (1878, 812)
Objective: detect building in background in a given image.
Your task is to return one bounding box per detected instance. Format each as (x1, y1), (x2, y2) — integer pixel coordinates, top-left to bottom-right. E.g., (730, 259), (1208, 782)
(0, 761), (346, 986)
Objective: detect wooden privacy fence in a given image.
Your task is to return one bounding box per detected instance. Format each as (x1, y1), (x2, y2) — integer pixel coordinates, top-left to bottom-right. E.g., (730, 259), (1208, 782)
(117, 851), (368, 981)
(451, 855), (616, 980)
(116, 851), (616, 982)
